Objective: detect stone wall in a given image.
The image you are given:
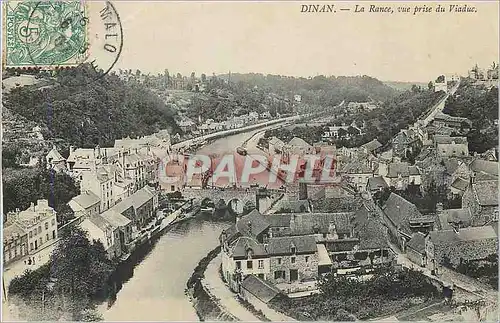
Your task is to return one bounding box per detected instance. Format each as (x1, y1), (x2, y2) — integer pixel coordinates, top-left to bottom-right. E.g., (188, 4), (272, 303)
(434, 238), (498, 267)
(268, 253), (318, 284)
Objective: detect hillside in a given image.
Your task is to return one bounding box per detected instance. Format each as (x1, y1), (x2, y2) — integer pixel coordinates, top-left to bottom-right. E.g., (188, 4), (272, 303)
(384, 81), (429, 91)
(220, 73), (399, 105)
(2, 65), (180, 150)
(443, 80), (498, 153)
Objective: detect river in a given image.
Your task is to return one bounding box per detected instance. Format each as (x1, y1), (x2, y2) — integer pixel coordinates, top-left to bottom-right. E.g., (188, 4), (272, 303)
(99, 127), (276, 321)
(99, 218), (229, 321)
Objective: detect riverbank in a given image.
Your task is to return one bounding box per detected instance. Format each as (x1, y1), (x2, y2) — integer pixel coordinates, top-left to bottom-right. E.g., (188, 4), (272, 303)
(186, 246), (238, 321)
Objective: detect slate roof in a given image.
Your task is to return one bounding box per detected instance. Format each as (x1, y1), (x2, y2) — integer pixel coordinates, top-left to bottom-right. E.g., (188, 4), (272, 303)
(430, 225), (498, 245)
(362, 139), (383, 152)
(406, 232), (426, 254)
(235, 210), (270, 238)
(442, 208), (472, 226)
(266, 214), (292, 228)
(469, 159), (499, 177)
(367, 176), (389, 191)
(451, 177), (469, 191)
(382, 193), (423, 235)
(275, 199), (310, 213)
(241, 275), (282, 303)
(101, 209), (131, 227)
(442, 158), (460, 175)
(288, 137), (312, 148)
(288, 212), (353, 235)
(338, 160), (372, 174)
(267, 235), (317, 255)
(46, 146), (65, 162)
(232, 236), (268, 258)
(70, 191), (101, 209)
(387, 162), (411, 178)
(352, 205), (388, 250)
(434, 135), (468, 145)
(471, 180), (498, 206)
(3, 223), (27, 242)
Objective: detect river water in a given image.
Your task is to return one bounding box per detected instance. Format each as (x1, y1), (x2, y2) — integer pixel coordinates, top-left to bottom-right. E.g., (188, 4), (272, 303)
(99, 129), (266, 321)
(99, 218), (229, 321)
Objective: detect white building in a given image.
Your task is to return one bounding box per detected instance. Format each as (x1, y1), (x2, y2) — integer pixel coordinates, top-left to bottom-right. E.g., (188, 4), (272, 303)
(13, 200), (58, 254)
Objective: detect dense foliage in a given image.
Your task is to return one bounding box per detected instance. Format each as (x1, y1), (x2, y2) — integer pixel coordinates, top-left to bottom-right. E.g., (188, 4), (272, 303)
(443, 81), (498, 153)
(3, 65), (180, 148)
(2, 165), (79, 221)
(263, 88), (445, 147)
(8, 225), (112, 321)
(444, 254), (498, 290)
(271, 266), (442, 320)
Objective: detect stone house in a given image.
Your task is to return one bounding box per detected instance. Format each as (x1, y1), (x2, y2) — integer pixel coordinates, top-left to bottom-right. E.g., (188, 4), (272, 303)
(267, 236), (318, 284)
(220, 210), (320, 292)
(462, 179), (498, 225)
(3, 223), (29, 266)
(45, 145), (66, 172)
(100, 209), (134, 254)
(382, 162), (421, 191)
(406, 232), (426, 267)
(240, 274), (285, 309)
(68, 191), (101, 217)
(381, 193), (434, 251)
(425, 225), (498, 273)
(434, 135), (469, 158)
(80, 215), (123, 260)
(13, 200), (58, 255)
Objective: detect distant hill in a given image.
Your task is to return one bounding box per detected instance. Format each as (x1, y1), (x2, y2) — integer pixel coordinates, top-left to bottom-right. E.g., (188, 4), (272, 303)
(384, 81), (429, 91)
(2, 65), (180, 149)
(218, 73), (399, 104)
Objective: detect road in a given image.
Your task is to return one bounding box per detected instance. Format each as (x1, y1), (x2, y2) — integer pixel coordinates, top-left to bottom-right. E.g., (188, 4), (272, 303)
(172, 115), (302, 152)
(421, 78), (461, 126)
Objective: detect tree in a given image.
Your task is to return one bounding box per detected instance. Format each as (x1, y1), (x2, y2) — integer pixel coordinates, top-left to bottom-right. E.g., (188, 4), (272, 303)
(50, 224), (113, 298)
(428, 81), (434, 91)
(201, 73), (207, 83)
(135, 69), (141, 77)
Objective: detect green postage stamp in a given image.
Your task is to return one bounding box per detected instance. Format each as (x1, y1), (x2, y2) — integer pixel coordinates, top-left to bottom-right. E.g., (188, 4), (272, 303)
(3, 1), (89, 68)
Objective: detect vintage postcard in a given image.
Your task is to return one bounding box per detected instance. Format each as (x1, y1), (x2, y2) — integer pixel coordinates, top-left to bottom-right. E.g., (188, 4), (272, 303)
(1, 0), (498, 322)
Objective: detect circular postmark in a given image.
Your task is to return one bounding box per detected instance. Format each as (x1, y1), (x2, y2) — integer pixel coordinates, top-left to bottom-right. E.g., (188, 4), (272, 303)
(20, 1), (123, 87)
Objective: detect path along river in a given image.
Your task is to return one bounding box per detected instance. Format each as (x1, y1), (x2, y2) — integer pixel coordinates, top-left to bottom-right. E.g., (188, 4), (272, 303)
(99, 125), (283, 321)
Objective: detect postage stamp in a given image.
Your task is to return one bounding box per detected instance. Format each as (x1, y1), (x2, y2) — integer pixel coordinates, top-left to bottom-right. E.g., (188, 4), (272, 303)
(3, 1), (89, 68)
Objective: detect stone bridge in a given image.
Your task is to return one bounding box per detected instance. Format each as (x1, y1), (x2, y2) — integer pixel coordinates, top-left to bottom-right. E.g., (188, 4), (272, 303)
(182, 187), (285, 213)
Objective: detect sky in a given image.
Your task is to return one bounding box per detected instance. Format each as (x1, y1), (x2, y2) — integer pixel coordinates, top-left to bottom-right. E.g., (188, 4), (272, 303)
(95, 1), (499, 82)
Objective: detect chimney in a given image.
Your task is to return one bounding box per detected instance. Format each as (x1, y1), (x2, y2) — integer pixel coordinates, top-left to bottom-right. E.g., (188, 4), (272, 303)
(69, 145), (75, 155)
(298, 180), (308, 200)
(95, 145), (101, 159)
(470, 172), (476, 185)
(436, 202), (443, 215)
(30, 202), (35, 211)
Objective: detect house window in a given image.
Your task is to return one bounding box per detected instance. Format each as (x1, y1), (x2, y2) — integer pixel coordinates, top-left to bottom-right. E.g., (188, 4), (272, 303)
(38, 226), (41, 234)
(305, 256), (309, 263)
(291, 257), (296, 264)
(29, 231), (32, 238)
(274, 270), (285, 279)
(258, 260), (264, 269)
(236, 261), (241, 269)
(52, 230), (56, 239)
(277, 258), (282, 265)
(45, 222), (48, 230)
(30, 243), (33, 251)
(51, 219), (55, 226)
(247, 260), (253, 269)
(46, 233), (49, 242)
(291, 246), (296, 254)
